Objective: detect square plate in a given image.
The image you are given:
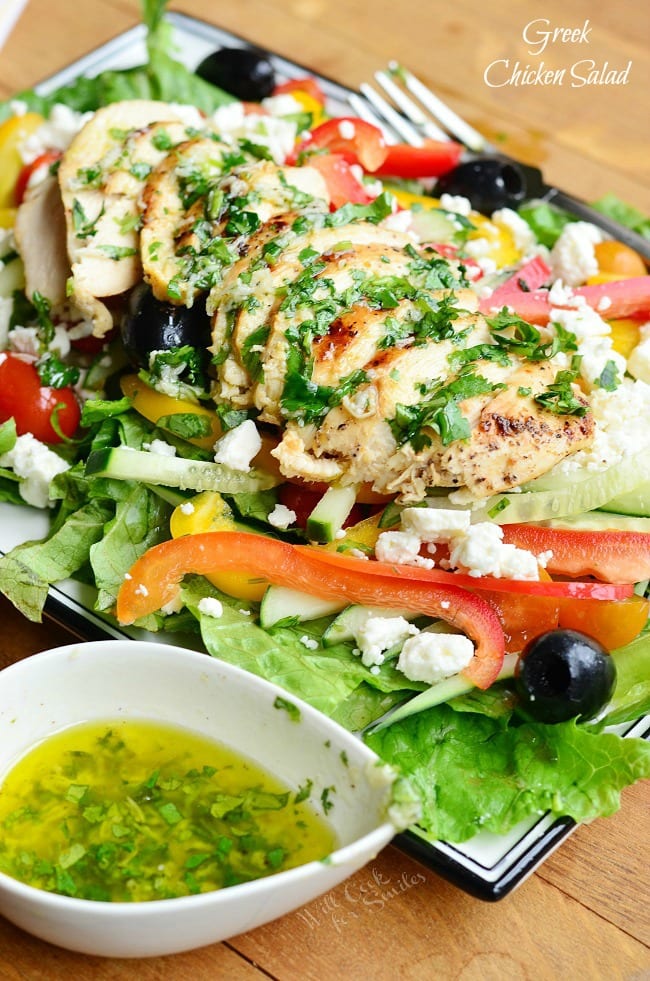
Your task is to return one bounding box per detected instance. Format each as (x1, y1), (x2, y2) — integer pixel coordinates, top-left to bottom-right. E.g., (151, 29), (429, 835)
(2, 10), (647, 902)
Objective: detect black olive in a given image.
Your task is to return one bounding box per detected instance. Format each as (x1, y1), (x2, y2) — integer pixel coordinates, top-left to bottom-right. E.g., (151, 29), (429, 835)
(195, 47), (276, 102)
(120, 285), (212, 370)
(434, 156), (527, 215)
(515, 629), (616, 724)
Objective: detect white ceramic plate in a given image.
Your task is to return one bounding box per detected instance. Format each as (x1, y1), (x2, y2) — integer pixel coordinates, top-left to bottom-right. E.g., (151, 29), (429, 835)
(1, 11), (647, 901)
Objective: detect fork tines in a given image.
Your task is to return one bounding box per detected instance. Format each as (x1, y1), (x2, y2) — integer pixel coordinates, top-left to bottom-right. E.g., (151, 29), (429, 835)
(351, 63), (489, 153)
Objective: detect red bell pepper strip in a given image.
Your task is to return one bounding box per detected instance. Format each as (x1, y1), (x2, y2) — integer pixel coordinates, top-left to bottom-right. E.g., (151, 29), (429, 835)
(500, 525), (650, 583)
(372, 139), (463, 178)
(116, 531), (505, 689)
(480, 275), (650, 324)
(296, 547), (634, 599)
(14, 149), (62, 205)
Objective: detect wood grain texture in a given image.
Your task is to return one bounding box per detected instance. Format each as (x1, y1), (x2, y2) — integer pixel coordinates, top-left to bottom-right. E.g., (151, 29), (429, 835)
(0, 1), (648, 977)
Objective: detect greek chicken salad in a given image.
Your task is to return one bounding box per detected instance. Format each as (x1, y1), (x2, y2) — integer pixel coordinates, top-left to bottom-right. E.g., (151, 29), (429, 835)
(0, 3), (648, 850)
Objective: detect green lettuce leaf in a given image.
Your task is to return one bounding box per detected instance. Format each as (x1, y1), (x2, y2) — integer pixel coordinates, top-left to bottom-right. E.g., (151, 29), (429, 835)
(89, 484), (171, 612)
(0, 500), (113, 621)
(0, 0), (234, 123)
(591, 194), (650, 241)
(366, 703), (650, 842)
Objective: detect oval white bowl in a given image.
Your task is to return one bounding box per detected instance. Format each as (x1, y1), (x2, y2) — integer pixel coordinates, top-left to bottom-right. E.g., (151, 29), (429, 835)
(0, 640), (401, 958)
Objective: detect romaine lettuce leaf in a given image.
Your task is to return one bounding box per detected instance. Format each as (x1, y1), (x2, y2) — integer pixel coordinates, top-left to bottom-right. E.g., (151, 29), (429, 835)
(0, 499), (113, 621)
(366, 703), (650, 842)
(591, 194), (650, 241)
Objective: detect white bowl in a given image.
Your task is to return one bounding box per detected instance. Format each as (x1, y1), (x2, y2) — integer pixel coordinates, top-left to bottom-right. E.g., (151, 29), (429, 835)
(0, 640), (405, 958)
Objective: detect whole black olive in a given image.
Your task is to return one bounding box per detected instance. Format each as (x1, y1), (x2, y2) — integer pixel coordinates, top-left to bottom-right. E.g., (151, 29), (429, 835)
(434, 156), (527, 215)
(120, 285), (212, 370)
(195, 47), (276, 102)
(515, 629), (616, 724)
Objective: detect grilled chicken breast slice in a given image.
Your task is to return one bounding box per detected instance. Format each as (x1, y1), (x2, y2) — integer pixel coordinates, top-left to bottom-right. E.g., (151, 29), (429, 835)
(14, 175), (69, 305)
(141, 155), (329, 308)
(210, 222), (414, 411)
(58, 102), (194, 335)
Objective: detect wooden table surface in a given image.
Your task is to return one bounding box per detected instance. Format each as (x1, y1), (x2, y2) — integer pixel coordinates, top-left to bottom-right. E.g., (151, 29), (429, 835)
(0, 1), (649, 977)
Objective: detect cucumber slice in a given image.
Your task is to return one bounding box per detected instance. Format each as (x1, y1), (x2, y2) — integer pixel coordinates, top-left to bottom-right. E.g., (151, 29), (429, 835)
(322, 604), (415, 648)
(408, 205), (461, 244)
(543, 512), (650, 533)
(598, 480), (650, 517)
(259, 585), (344, 629)
(443, 450), (650, 524)
(367, 653), (519, 733)
(306, 484), (358, 543)
(85, 447), (281, 493)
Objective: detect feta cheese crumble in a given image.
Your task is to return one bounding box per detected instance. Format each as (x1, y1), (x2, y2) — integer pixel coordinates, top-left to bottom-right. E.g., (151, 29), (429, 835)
(397, 631), (475, 684)
(354, 615), (419, 668)
(374, 530), (434, 569)
(0, 433), (70, 508)
(145, 438), (177, 457)
(300, 635), (319, 650)
(213, 419), (261, 472)
(197, 597), (224, 618)
(550, 221), (604, 286)
(268, 503), (297, 530)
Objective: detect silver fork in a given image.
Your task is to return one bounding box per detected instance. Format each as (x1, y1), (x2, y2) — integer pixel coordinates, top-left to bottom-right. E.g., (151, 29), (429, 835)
(350, 64), (650, 260)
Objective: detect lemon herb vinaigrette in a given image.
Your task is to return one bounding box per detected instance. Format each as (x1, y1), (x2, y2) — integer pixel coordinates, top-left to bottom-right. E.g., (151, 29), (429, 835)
(0, 719), (336, 902)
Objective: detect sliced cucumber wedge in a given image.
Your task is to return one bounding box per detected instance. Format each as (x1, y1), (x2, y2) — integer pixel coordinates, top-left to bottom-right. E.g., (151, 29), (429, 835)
(306, 484), (358, 543)
(444, 450), (650, 524)
(322, 604), (415, 648)
(85, 447), (281, 494)
(598, 480), (650, 518)
(259, 585), (345, 629)
(543, 512), (650, 533)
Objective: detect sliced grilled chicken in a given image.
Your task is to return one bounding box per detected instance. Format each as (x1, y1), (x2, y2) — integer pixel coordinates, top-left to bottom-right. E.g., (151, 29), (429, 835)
(210, 221), (414, 411)
(141, 155), (329, 307)
(58, 102), (195, 335)
(14, 175), (69, 305)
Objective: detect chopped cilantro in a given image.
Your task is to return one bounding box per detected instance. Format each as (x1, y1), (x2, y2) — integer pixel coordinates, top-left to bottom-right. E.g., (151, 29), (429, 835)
(273, 696), (301, 722)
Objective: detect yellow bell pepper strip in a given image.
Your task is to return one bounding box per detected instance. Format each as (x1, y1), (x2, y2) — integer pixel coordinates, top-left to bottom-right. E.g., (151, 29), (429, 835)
(0, 112), (44, 208)
(500, 525), (650, 584)
(120, 375), (282, 476)
(480, 276), (650, 324)
(116, 531), (505, 689)
(169, 492), (267, 601)
(609, 318), (641, 358)
(120, 375), (222, 450)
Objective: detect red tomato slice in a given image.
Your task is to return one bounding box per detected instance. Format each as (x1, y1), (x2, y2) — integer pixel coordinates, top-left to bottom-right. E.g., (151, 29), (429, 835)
(0, 353), (80, 443)
(273, 76), (327, 105)
(373, 139), (463, 178)
(116, 531), (505, 689)
(500, 524), (650, 584)
(296, 117), (388, 172)
(14, 150), (62, 205)
(302, 153), (375, 209)
(297, 547), (634, 599)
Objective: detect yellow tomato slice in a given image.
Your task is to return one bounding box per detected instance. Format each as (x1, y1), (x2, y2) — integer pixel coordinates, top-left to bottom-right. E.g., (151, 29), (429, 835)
(170, 491), (267, 601)
(0, 113), (45, 208)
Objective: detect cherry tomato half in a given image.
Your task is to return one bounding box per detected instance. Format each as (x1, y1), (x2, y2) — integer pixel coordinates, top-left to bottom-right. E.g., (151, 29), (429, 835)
(301, 153), (375, 209)
(0, 353), (80, 443)
(296, 117), (388, 172)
